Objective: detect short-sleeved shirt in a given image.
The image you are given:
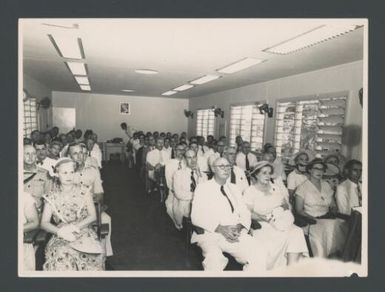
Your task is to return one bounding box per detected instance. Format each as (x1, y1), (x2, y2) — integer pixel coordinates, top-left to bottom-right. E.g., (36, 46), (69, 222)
(23, 167), (52, 210)
(295, 180), (333, 217)
(73, 166), (104, 196)
(287, 170), (308, 191)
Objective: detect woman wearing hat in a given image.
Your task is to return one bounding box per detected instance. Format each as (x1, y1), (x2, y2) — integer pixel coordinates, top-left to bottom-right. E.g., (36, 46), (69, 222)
(40, 158), (104, 271)
(243, 161), (308, 270)
(294, 159), (346, 258)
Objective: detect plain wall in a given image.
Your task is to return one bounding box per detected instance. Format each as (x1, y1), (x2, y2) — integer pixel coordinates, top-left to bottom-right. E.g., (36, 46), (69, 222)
(52, 91), (189, 142)
(188, 60), (364, 160)
(23, 74), (53, 131)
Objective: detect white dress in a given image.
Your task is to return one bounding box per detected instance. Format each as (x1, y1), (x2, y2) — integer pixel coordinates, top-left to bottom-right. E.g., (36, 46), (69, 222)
(243, 183), (308, 270)
(296, 180), (347, 258)
(23, 192), (36, 271)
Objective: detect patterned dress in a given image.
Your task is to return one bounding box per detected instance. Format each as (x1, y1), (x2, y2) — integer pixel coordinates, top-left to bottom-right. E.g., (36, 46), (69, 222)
(43, 187), (104, 271)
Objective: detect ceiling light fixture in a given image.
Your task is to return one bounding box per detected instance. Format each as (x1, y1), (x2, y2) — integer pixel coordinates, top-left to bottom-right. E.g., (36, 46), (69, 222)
(48, 34), (84, 59)
(263, 24), (359, 55)
(217, 57), (265, 74)
(66, 61), (87, 76)
(135, 69), (159, 75)
(190, 74), (221, 85)
(162, 90), (177, 96)
(80, 85), (91, 91)
(173, 84), (194, 92)
(121, 89), (135, 93)
(74, 76), (89, 85)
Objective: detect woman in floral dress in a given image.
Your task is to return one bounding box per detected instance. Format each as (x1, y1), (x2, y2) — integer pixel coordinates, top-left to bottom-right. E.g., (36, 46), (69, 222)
(40, 158), (104, 271)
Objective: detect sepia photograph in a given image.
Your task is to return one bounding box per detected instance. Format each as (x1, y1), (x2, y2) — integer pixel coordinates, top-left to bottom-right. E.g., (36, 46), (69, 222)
(19, 18), (367, 277)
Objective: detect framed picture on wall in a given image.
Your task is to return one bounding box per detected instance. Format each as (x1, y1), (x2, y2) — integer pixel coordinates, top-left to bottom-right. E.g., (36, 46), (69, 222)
(120, 102), (130, 115)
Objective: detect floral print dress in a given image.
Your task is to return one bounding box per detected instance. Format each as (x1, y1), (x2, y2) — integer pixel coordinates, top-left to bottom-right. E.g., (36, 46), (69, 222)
(43, 187), (104, 271)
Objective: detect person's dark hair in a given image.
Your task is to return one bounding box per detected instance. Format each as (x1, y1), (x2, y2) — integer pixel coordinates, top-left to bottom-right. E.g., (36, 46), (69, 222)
(75, 129), (83, 139)
(83, 129), (93, 139)
(343, 159), (362, 172)
(33, 139), (46, 148)
(294, 152), (309, 164)
(50, 140), (63, 148)
(306, 158), (327, 173)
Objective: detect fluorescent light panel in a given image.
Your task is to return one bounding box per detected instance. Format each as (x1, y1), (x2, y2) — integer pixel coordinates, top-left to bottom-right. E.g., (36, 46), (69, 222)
(80, 85), (91, 91)
(50, 35), (83, 59)
(75, 76), (89, 85)
(121, 89), (135, 93)
(66, 62), (87, 75)
(217, 58), (264, 74)
(190, 74), (221, 85)
(162, 90), (177, 96)
(135, 69), (158, 75)
(264, 25), (358, 55)
(173, 84), (194, 92)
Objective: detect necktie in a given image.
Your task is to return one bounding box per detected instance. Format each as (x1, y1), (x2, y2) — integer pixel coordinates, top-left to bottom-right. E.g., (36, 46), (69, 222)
(171, 148), (175, 159)
(245, 154), (250, 171)
(178, 160), (182, 170)
(88, 151), (91, 157)
(220, 185), (234, 213)
(230, 168), (236, 184)
(357, 183), (362, 206)
(190, 170), (197, 192)
(220, 152), (223, 158)
(201, 146), (205, 154)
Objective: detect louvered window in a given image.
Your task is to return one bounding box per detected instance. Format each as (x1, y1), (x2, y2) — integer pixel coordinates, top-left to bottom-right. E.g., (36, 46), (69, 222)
(23, 98), (38, 137)
(229, 104), (265, 150)
(196, 109), (215, 138)
(275, 94), (347, 161)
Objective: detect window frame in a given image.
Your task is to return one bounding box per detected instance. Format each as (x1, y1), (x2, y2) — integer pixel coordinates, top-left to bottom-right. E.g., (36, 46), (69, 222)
(23, 97), (39, 137)
(273, 90), (349, 161)
(228, 100), (267, 150)
(196, 107), (216, 138)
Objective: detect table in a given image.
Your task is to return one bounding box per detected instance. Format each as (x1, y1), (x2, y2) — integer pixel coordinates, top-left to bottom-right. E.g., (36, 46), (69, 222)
(102, 142), (126, 162)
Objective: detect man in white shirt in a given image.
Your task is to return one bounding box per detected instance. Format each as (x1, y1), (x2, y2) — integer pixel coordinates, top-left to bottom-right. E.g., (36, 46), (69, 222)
(235, 141), (257, 185)
(165, 143), (187, 227)
(189, 141), (210, 174)
(336, 160), (362, 215)
(197, 136), (210, 157)
(264, 143), (287, 181)
(173, 149), (207, 230)
(85, 136), (103, 169)
(223, 146), (249, 194)
(191, 157), (267, 271)
(34, 140), (56, 174)
(207, 140), (226, 171)
(146, 137), (171, 189)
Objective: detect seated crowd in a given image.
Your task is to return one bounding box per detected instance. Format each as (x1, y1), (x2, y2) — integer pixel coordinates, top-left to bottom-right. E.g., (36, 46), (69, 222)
(23, 126), (363, 272)
(23, 127), (112, 271)
(123, 128), (363, 271)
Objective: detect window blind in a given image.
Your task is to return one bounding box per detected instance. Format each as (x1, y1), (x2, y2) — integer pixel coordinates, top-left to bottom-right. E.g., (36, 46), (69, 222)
(229, 104), (265, 150)
(275, 95), (347, 162)
(196, 109), (215, 138)
(23, 98), (38, 137)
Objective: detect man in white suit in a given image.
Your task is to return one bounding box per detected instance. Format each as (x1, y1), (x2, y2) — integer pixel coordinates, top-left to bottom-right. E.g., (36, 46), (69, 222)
(336, 160), (362, 215)
(223, 146), (249, 194)
(190, 157), (266, 271)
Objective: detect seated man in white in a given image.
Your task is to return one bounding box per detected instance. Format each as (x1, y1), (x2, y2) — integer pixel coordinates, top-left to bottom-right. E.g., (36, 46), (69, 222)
(235, 141), (258, 185)
(264, 143), (287, 182)
(34, 140), (56, 173)
(207, 140), (226, 170)
(85, 135), (102, 169)
(164, 143), (187, 228)
(190, 157), (267, 272)
(189, 141), (210, 175)
(223, 146), (249, 193)
(173, 149), (207, 230)
(146, 137), (171, 184)
(336, 159), (362, 215)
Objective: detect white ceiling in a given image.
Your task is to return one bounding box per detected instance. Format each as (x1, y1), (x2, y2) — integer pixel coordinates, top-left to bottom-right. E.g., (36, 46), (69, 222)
(22, 19), (364, 99)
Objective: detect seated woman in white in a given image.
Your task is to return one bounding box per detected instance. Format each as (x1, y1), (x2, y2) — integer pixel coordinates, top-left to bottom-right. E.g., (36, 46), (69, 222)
(23, 191), (39, 271)
(287, 151), (313, 200)
(295, 159), (347, 258)
(243, 161), (308, 270)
